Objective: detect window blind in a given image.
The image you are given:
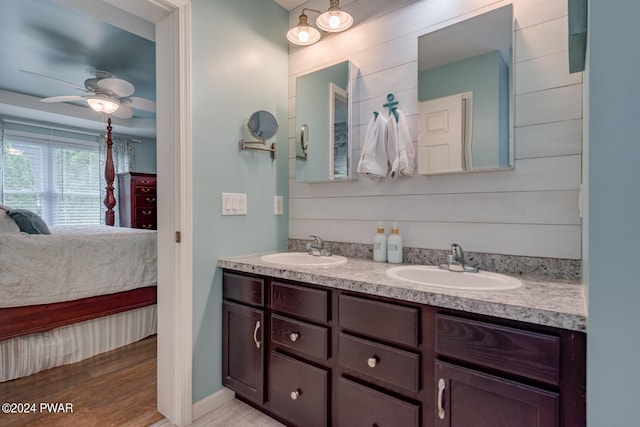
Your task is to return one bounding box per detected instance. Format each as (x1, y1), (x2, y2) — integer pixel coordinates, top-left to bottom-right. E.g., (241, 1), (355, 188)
(1, 120), (102, 226)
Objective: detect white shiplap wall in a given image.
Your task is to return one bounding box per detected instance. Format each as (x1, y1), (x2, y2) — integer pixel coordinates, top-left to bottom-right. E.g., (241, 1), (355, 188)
(287, 0), (582, 259)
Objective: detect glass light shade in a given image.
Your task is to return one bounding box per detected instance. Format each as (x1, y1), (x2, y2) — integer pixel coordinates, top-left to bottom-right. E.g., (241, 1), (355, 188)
(316, 9), (353, 32)
(87, 95), (120, 114)
(287, 12), (321, 46)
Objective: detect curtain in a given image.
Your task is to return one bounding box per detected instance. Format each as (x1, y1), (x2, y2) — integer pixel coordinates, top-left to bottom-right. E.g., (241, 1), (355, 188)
(99, 134), (135, 226)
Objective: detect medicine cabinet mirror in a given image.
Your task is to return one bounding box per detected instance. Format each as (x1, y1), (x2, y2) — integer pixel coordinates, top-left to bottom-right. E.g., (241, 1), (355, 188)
(295, 60), (357, 183)
(417, 4), (513, 175)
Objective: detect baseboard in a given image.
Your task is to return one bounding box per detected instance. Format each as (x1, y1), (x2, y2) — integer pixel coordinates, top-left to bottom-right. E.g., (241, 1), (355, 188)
(192, 387), (235, 421)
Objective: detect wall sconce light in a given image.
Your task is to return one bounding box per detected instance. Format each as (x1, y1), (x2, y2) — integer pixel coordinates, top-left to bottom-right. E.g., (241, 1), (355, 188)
(286, 1), (354, 46)
(286, 9), (322, 46)
(86, 94), (121, 114)
(316, 0), (353, 33)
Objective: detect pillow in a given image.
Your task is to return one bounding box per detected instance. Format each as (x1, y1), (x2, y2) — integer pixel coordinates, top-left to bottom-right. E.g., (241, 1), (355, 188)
(0, 210), (20, 233)
(7, 209), (51, 234)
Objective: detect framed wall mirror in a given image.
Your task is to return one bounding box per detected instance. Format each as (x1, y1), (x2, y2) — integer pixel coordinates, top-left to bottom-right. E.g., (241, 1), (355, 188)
(295, 60), (357, 183)
(417, 4), (513, 175)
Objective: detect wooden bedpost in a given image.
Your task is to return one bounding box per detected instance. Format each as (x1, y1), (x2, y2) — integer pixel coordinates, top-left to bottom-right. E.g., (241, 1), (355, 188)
(104, 118), (116, 226)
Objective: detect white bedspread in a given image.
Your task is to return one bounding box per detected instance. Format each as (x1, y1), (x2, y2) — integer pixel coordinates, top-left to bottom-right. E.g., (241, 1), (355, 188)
(0, 225), (157, 307)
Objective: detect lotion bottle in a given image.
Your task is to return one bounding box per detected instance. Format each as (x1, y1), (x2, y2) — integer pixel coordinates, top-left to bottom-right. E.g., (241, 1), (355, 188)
(387, 222), (403, 264)
(373, 222), (387, 262)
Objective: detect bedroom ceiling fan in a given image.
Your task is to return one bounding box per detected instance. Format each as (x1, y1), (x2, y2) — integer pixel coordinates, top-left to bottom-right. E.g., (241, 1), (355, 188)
(19, 69), (156, 119)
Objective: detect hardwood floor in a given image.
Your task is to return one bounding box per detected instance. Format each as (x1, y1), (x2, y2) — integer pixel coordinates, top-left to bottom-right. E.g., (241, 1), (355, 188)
(0, 335), (162, 427)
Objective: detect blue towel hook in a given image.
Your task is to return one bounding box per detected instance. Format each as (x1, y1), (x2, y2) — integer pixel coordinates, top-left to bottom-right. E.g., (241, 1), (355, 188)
(383, 93), (399, 121)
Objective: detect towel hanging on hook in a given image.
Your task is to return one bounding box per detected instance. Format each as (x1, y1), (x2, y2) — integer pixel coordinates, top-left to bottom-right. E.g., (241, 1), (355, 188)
(383, 93), (399, 121)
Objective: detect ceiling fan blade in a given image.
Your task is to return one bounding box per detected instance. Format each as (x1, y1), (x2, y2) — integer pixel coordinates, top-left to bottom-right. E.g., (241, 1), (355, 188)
(124, 96), (156, 112)
(97, 78), (135, 97)
(41, 95), (86, 103)
(110, 105), (133, 119)
(19, 70), (90, 93)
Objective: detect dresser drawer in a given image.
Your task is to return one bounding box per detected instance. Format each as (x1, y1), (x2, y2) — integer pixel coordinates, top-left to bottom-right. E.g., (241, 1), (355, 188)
(134, 194), (157, 208)
(269, 352), (328, 427)
(272, 282), (328, 324)
(223, 272), (264, 306)
(339, 294), (419, 347)
(133, 185), (155, 195)
(131, 175), (156, 187)
(133, 221), (156, 230)
(271, 314), (328, 360)
(338, 377), (420, 427)
(339, 333), (420, 393)
(436, 313), (560, 385)
(133, 207), (156, 221)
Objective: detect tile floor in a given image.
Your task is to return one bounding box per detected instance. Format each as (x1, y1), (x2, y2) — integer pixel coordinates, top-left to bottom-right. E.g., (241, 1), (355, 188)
(152, 398), (284, 427)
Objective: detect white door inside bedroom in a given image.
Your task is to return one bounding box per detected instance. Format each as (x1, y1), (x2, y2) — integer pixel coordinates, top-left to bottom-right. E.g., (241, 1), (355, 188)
(418, 92), (472, 174)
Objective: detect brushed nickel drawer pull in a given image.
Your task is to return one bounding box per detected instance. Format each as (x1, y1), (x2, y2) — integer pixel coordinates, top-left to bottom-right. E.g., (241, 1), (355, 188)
(289, 332), (300, 342)
(437, 378), (446, 420)
(367, 356), (379, 368)
(141, 188), (150, 193)
(146, 197), (156, 203)
(253, 321), (261, 349)
(142, 224), (152, 229)
(141, 180), (151, 184)
(142, 210), (152, 216)
(290, 389), (301, 400)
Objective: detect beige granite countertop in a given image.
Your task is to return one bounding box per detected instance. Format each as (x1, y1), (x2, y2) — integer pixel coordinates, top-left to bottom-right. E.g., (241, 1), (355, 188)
(218, 252), (587, 332)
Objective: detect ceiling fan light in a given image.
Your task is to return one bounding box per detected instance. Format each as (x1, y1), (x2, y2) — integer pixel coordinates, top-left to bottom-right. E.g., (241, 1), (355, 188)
(316, 0), (353, 32)
(87, 95), (120, 114)
(287, 11), (321, 45)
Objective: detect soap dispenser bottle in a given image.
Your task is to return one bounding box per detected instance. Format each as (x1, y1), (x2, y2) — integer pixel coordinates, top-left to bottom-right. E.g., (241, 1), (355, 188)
(387, 222), (403, 264)
(373, 222), (387, 262)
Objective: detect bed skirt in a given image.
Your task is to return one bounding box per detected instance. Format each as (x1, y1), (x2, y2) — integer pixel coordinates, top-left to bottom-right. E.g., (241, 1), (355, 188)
(0, 304), (157, 382)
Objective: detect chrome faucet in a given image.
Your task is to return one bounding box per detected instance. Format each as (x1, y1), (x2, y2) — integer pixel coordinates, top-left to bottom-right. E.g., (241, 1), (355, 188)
(306, 235), (332, 256)
(440, 243), (478, 273)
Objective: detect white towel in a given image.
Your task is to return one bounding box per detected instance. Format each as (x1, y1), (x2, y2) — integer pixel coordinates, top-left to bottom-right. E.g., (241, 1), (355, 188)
(386, 109), (415, 179)
(357, 113), (389, 179)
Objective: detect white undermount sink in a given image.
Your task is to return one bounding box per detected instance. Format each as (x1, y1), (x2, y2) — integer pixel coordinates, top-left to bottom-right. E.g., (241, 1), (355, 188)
(386, 265), (523, 291)
(260, 252), (348, 266)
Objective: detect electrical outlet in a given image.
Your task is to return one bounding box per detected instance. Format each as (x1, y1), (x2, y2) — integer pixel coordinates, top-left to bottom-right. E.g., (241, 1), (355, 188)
(274, 196), (283, 215)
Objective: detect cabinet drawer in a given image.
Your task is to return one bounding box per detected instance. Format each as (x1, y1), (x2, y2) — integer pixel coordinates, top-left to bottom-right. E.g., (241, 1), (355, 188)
(338, 377), (420, 427)
(339, 294), (419, 347)
(436, 313), (560, 385)
(269, 352), (328, 427)
(339, 333), (420, 393)
(271, 314), (328, 360)
(133, 207), (156, 221)
(272, 282), (328, 324)
(133, 220), (156, 230)
(131, 176), (156, 187)
(134, 194), (157, 207)
(223, 272), (264, 306)
(133, 185), (156, 195)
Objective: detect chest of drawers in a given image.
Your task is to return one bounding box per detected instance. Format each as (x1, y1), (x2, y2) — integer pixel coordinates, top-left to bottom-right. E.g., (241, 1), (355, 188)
(117, 172), (157, 230)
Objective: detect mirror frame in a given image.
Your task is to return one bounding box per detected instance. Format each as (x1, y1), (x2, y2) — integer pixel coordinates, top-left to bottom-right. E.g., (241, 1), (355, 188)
(294, 60), (358, 183)
(416, 4), (514, 175)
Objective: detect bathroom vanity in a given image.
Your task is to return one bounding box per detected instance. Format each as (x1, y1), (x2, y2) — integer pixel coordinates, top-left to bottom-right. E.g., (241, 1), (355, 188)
(219, 254), (586, 427)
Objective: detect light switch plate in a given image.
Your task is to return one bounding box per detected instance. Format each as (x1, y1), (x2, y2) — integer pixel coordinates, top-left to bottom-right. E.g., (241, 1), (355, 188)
(274, 196), (283, 215)
(221, 193), (247, 215)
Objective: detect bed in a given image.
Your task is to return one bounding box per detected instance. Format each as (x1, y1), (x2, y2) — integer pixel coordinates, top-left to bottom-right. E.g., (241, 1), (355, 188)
(0, 119), (157, 382)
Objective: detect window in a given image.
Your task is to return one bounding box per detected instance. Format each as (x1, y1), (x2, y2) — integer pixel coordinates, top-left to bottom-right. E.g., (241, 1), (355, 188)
(1, 121), (101, 226)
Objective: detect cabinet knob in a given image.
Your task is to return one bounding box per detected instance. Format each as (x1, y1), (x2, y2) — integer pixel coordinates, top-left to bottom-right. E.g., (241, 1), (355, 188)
(289, 332), (300, 342)
(290, 389), (301, 400)
(367, 356), (378, 368)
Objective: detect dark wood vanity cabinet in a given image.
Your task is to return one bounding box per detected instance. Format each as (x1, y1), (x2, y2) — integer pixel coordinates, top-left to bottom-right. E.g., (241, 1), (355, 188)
(222, 273), (265, 405)
(221, 270), (586, 427)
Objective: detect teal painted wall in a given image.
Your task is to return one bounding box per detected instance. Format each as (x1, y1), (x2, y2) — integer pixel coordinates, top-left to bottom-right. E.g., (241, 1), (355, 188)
(133, 139), (156, 173)
(588, 1), (640, 426)
(419, 51), (508, 169)
(191, 0), (288, 402)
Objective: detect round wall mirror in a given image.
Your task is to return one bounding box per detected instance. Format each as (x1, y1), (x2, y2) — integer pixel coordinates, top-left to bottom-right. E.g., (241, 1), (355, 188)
(247, 110), (278, 140)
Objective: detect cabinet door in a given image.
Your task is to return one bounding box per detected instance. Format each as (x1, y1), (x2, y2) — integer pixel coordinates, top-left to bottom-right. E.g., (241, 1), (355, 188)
(435, 361), (559, 427)
(222, 301), (264, 404)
